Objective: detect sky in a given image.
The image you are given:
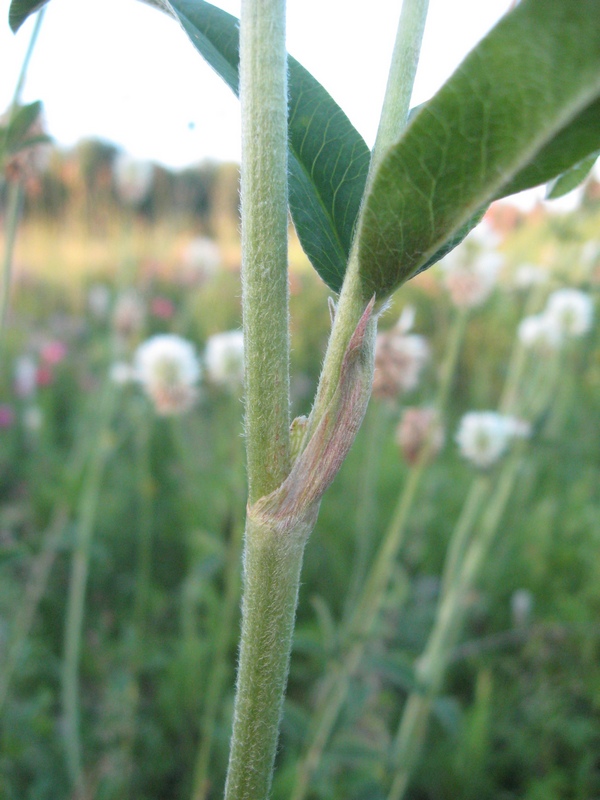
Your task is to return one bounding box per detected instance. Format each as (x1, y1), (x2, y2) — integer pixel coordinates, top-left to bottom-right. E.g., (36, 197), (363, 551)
(1, 0), (512, 166)
(0, 0), (589, 211)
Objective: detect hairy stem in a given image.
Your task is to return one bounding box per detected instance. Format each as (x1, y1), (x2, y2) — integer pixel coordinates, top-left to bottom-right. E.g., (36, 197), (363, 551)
(239, 0), (290, 503)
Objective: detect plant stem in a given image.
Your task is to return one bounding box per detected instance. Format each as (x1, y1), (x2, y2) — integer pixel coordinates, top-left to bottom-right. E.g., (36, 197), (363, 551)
(368, 0), (430, 190)
(8, 9), (46, 112)
(224, 1), (298, 797)
(224, 519), (308, 800)
(306, 0), (430, 443)
(387, 454), (520, 800)
(191, 517), (243, 800)
(239, 0), (290, 503)
(62, 378), (116, 792)
(291, 303), (468, 800)
(1, 8), (46, 342)
(0, 181), (23, 334)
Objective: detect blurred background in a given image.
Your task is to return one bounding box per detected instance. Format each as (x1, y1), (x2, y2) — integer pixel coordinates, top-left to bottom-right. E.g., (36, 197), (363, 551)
(1, 2), (599, 799)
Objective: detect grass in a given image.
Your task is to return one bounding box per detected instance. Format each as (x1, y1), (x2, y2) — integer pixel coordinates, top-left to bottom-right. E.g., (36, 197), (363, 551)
(0, 178), (599, 799)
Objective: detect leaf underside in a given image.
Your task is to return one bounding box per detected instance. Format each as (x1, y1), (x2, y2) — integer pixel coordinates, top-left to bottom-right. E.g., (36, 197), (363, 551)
(168, 0), (370, 294)
(358, 0), (600, 300)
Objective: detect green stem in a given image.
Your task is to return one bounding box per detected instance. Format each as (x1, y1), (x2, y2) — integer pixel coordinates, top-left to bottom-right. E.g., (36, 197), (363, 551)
(224, 1), (297, 796)
(306, 0), (430, 443)
(62, 379), (116, 792)
(368, 0), (430, 190)
(291, 303), (468, 800)
(8, 9), (46, 112)
(343, 402), (394, 616)
(0, 506), (68, 713)
(239, 0), (290, 503)
(224, 519), (307, 800)
(191, 517), (243, 800)
(0, 180), (23, 334)
(388, 453), (521, 800)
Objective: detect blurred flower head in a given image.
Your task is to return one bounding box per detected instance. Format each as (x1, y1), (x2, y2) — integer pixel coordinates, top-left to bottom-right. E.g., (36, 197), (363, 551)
(14, 355), (37, 399)
(518, 313), (562, 352)
(455, 411), (530, 469)
(150, 296), (176, 320)
(544, 288), (594, 338)
(441, 251), (502, 308)
(179, 237), (221, 285)
(112, 290), (145, 341)
(396, 406), (445, 466)
(440, 220), (503, 308)
(87, 283), (111, 320)
(511, 588), (534, 628)
(204, 330), (245, 390)
(513, 263), (548, 290)
(22, 405), (43, 433)
(40, 339), (68, 365)
(0, 404), (15, 429)
(134, 334), (201, 416)
(372, 313), (429, 402)
(113, 152), (153, 206)
(519, 287), (594, 352)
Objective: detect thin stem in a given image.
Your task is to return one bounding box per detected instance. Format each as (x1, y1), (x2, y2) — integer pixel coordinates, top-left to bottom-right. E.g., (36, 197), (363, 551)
(388, 454), (521, 800)
(368, 0), (430, 191)
(343, 402), (394, 615)
(306, 0), (430, 443)
(239, 0), (290, 503)
(191, 517), (243, 800)
(291, 304), (469, 800)
(62, 378), (116, 792)
(8, 9), (46, 111)
(0, 181), (23, 334)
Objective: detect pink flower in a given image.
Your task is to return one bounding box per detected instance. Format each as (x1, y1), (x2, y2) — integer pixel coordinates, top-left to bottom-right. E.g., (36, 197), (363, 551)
(150, 296), (176, 320)
(36, 365), (53, 387)
(40, 340), (68, 365)
(0, 404), (15, 428)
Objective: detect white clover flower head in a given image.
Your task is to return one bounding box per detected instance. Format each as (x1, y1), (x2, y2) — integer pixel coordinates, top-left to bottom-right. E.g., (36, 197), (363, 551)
(113, 153), (153, 205)
(455, 411), (529, 469)
(544, 288), (594, 338)
(204, 330), (245, 390)
(518, 313), (563, 351)
(14, 355), (37, 399)
(440, 249), (502, 309)
(513, 263), (548, 290)
(180, 237), (221, 285)
(511, 588), (534, 628)
(113, 290), (146, 340)
(372, 330), (429, 401)
(134, 334), (201, 416)
(87, 283), (111, 319)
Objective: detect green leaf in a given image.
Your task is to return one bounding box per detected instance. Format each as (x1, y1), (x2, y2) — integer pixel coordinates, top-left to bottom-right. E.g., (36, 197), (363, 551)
(5, 100), (42, 150)
(546, 151), (599, 199)
(357, 0), (600, 300)
(9, 0), (48, 32)
(168, 0), (370, 293)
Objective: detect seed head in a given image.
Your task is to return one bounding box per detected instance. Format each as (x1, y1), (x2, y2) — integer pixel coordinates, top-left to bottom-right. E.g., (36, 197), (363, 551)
(134, 334), (201, 416)
(455, 411), (530, 469)
(204, 330), (245, 391)
(396, 407), (445, 465)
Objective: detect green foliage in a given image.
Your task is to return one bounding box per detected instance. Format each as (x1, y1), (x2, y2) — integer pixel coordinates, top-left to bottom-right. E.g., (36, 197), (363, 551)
(357, 0), (600, 299)
(162, 0), (370, 294)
